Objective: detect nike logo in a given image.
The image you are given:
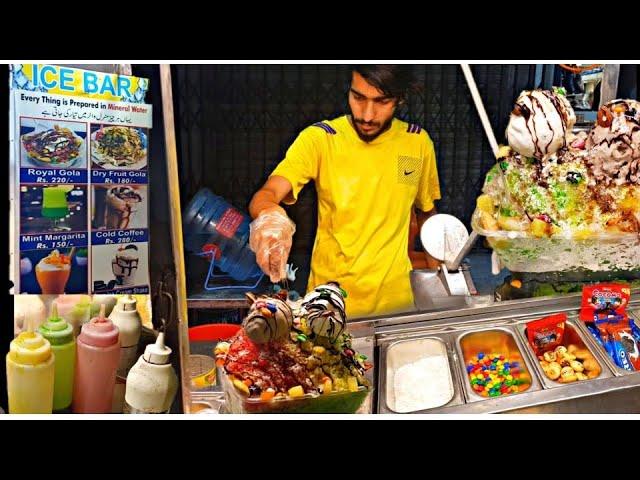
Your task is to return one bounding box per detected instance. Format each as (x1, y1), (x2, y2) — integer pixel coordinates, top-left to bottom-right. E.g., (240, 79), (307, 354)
(404, 170), (415, 175)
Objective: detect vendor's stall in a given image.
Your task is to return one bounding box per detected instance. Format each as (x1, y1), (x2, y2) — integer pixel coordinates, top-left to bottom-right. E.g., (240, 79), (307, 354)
(10, 63), (639, 416)
(169, 64), (640, 414)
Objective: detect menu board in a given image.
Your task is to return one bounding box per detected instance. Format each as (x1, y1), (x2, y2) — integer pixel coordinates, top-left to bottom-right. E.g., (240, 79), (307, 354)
(9, 64), (153, 295)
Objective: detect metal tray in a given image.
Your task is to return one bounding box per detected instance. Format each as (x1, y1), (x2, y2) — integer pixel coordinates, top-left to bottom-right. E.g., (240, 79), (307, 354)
(455, 326), (542, 403)
(514, 318), (613, 389)
(573, 313), (640, 378)
(381, 335), (464, 413)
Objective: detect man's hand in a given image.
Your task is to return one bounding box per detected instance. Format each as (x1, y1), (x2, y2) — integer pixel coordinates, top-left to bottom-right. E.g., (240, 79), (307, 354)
(249, 207), (296, 283)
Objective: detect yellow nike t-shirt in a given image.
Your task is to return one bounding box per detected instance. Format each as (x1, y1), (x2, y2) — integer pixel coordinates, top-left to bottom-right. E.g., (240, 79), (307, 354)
(271, 115), (441, 319)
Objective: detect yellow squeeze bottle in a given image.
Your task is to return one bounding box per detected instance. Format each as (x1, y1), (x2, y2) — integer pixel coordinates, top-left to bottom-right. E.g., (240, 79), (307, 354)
(6, 313), (55, 413)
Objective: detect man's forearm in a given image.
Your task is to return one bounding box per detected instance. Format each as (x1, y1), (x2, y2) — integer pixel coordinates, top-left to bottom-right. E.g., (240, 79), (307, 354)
(415, 207), (440, 269)
(249, 175), (293, 219)
(249, 189), (285, 219)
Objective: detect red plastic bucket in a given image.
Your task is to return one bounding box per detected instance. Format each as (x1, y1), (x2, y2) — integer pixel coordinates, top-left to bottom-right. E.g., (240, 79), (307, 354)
(188, 323), (241, 342)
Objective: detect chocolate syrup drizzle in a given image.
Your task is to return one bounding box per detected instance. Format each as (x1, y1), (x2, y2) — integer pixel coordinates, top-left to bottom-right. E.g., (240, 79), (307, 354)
(510, 90), (571, 163)
(243, 297), (293, 343)
(588, 100), (640, 185)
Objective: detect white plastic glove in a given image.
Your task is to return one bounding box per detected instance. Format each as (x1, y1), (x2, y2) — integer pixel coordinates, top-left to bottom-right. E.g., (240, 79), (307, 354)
(249, 208), (296, 283)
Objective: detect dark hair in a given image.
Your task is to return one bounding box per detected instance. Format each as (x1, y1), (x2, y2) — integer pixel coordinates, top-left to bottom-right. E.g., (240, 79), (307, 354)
(352, 65), (417, 103)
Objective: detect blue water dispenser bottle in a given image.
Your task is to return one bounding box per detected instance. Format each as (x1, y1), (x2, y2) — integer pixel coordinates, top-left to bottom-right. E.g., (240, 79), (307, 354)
(182, 189), (263, 290)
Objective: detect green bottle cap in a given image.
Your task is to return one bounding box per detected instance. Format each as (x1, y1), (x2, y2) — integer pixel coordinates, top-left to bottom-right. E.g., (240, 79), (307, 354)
(39, 301), (74, 345)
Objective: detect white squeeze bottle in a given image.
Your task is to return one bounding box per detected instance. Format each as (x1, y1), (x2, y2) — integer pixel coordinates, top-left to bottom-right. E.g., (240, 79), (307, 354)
(109, 295), (142, 375)
(109, 295), (142, 412)
(124, 332), (178, 414)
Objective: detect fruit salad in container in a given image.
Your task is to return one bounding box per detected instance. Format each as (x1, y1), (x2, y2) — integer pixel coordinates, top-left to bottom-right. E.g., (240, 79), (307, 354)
(472, 89), (640, 273)
(215, 283), (373, 413)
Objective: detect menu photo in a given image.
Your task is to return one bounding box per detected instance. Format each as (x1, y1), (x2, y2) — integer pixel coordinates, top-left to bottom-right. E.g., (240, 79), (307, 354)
(19, 247), (88, 294)
(92, 242), (149, 294)
(92, 185), (148, 230)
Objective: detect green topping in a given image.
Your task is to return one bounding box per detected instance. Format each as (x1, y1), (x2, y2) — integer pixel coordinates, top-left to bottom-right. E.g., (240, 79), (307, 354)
(550, 186), (568, 210)
(552, 86), (567, 97)
(499, 207), (518, 217)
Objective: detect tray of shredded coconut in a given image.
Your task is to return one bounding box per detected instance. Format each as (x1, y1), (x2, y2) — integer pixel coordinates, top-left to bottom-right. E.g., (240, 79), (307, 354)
(384, 337), (462, 413)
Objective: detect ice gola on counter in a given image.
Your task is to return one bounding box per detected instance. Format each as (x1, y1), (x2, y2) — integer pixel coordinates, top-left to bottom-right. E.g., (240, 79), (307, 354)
(579, 283), (640, 371)
(475, 89), (640, 238)
(215, 282), (372, 400)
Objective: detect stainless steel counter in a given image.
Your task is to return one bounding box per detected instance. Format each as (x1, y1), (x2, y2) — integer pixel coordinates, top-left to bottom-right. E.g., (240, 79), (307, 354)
(186, 289), (640, 414)
(371, 291), (640, 414)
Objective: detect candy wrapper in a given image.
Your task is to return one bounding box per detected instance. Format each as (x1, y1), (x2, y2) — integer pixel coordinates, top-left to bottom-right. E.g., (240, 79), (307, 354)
(526, 313), (566, 356)
(586, 323), (606, 348)
(630, 317), (640, 344)
(580, 283), (631, 321)
(607, 315), (640, 371)
(586, 313), (640, 371)
(594, 316), (616, 362)
(606, 321), (636, 371)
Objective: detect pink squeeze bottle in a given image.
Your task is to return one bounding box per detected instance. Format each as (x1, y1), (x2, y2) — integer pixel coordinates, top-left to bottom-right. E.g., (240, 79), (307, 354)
(72, 305), (120, 413)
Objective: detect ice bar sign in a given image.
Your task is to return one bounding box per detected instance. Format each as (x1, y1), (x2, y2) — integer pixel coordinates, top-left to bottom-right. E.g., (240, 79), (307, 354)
(10, 64), (153, 295)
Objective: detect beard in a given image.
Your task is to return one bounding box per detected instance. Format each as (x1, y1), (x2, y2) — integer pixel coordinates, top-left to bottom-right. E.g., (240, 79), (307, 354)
(352, 115), (394, 143)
